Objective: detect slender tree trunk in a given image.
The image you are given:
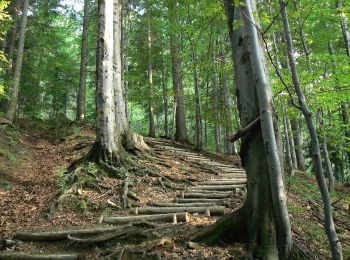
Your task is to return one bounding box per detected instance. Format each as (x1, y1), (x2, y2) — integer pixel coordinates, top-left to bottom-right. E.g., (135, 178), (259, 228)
(283, 108), (294, 176)
(5, 1), (19, 75)
(287, 118), (298, 169)
(280, 1), (342, 258)
(147, 15), (156, 137)
(167, 0), (187, 142)
(290, 118), (305, 171)
(292, 0), (310, 60)
(113, 0), (128, 136)
(162, 60), (169, 137)
(221, 51), (235, 155)
(76, 0), (91, 122)
(323, 137), (334, 193)
(213, 51), (221, 153)
(204, 78), (209, 148)
(5, 0), (30, 122)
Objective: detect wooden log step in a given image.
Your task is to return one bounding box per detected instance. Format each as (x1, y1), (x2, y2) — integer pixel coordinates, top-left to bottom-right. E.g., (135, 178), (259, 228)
(179, 192), (232, 199)
(187, 185), (246, 191)
(0, 253), (78, 260)
(175, 198), (230, 203)
(150, 202), (217, 207)
(102, 212), (190, 225)
(210, 178), (246, 181)
(14, 227), (119, 242)
(218, 173), (246, 177)
(198, 180), (247, 185)
(129, 206), (225, 216)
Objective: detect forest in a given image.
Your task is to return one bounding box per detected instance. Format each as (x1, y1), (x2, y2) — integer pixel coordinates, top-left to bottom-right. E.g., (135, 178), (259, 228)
(0, 0), (349, 259)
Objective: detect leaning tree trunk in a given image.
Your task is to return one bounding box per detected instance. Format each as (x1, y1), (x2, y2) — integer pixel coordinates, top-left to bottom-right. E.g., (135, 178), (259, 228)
(280, 1), (343, 258)
(166, 0), (187, 142)
(5, 0), (29, 122)
(196, 1), (292, 258)
(323, 137), (334, 193)
(76, 0), (91, 122)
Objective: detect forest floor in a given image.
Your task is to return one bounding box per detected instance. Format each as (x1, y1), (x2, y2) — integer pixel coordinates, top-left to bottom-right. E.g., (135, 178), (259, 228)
(0, 119), (349, 259)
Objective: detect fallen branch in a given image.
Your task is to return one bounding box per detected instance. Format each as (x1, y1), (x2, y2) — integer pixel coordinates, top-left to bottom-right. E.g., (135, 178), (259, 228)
(0, 253), (78, 260)
(14, 227), (119, 242)
(102, 212), (190, 225)
(228, 116), (260, 143)
(67, 227), (147, 246)
(130, 206), (225, 216)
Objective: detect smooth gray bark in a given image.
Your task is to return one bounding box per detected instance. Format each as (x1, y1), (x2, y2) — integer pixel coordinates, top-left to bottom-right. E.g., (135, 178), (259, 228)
(5, 0), (30, 122)
(290, 118), (305, 171)
(95, 0), (119, 161)
(76, 0), (91, 122)
(287, 118), (298, 169)
(283, 108), (294, 176)
(323, 137), (334, 193)
(203, 0), (292, 257)
(280, 1), (342, 258)
(113, 0), (128, 136)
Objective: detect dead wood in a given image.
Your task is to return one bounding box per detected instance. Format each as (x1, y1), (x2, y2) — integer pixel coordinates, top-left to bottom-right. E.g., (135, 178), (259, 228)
(228, 116), (260, 143)
(0, 253), (78, 260)
(175, 198), (231, 204)
(130, 206), (225, 216)
(102, 212), (190, 225)
(14, 227), (119, 242)
(187, 184), (246, 191)
(67, 226), (147, 246)
(198, 180), (247, 185)
(179, 192), (232, 199)
(151, 202), (217, 207)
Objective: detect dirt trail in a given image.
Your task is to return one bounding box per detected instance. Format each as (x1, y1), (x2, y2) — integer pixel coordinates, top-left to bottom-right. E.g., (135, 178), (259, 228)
(0, 129), (63, 238)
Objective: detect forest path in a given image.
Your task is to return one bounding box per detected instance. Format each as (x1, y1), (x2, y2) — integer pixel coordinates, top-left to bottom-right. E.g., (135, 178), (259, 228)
(0, 134), (248, 259)
(0, 127), (62, 238)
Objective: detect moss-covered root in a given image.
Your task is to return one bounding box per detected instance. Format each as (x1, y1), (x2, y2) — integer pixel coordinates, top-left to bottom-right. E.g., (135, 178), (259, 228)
(193, 206), (247, 244)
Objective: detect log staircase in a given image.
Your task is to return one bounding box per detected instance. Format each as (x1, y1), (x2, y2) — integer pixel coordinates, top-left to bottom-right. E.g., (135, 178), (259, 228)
(0, 138), (247, 259)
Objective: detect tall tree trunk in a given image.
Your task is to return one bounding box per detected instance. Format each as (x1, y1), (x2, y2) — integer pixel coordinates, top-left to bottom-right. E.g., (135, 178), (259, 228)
(162, 59), (169, 137)
(76, 0), (91, 122)
(287, 118), (298, 169)
(221, 51), (235, 155)
(5, 0), (30, 122)
(213, 51), (221, 153)
(147, 14), (156, 137)
(197, 1), (292, 258)
(290, 118), (305, 171)
(328, 41), (350, 164)
(323, 137), (334, 193)
(5, 1), (19, 75)
(283, 107), (294, 176)
(166, 0), (187, 142)
(204, 78), (209, 148)
(280, 1), (342, 258)
(113, 0), (128, 136)
(94, 0), (119, 162)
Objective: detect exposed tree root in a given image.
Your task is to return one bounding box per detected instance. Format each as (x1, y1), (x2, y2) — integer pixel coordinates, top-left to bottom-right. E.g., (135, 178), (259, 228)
(0, 253), (78, 260)
(193, 206), (247, 244)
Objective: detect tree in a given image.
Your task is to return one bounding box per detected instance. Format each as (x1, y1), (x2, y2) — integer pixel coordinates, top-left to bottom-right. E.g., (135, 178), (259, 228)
(196, 1), (292, 258)
(279, 0), (343, 258)
(76, 0), (91, 122)
(166, 0), (187, 142)
(5, 0), (30, 122)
